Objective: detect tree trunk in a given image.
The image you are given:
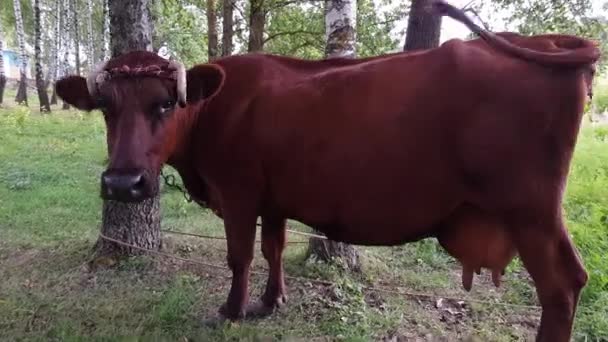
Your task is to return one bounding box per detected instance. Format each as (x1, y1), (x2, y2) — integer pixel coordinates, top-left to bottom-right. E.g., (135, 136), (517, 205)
(247, 0), (265, 52)
(403, 0), (442, 51)
(91, 0), (161, 265)
(109, 0), (153, 57)
(86, 0), (95, 68)
(50, 0), (61, 105)
(0, 37), (6, 105)
(72, 0), (81, 75)
(207, 0), (219, 60)
(62, 0), (71, 109)
(34, 0), (50, 112)
(221, 0), (234, 56)
(13, 0), (28, 106)
(307, 0), (360, 272)
(102, 0), (110, 60)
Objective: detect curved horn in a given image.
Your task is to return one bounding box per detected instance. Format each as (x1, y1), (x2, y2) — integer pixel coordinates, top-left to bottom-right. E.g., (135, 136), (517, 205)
(168, 60), (187, 107)
(87, 61), (108, 97)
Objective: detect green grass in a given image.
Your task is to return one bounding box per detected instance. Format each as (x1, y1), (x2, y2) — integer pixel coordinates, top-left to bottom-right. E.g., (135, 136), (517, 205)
(0, 87), (607, 341)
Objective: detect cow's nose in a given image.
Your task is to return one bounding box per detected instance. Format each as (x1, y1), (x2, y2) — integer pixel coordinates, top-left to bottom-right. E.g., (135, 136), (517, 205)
(101, 170), (147, 202)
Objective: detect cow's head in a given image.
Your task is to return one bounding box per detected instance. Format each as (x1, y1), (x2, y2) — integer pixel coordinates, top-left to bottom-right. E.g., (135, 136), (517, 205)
(56, 51), (225, 202)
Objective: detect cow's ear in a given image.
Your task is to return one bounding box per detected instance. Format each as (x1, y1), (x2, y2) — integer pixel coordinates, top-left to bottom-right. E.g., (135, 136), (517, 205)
(56, 76), (98, 111)
(186, 64), (226, 104)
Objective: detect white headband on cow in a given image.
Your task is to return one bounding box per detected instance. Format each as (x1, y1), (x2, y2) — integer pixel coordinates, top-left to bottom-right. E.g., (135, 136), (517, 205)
(86, 58), (187, 107)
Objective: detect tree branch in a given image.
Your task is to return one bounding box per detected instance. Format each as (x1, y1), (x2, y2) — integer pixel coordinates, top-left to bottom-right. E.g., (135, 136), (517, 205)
(263, 29), (322, 43)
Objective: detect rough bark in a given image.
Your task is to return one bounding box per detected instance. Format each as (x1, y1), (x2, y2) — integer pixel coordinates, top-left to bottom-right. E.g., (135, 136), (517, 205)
(13, 0), (28, 106)
(92, 198), (162, 262)
(403, 0), (442, 51)
(308, 0), (360, 272)
(91, 0), (161, 265)
(207, 0), (219, 60)
(247, 0), (265, 52)
(109, 0), (153, 57)
(0, 38), (6, 105)
(34, 0), (50, 112)
(221, 0), (234, 56)
(71, 0), (81, 75)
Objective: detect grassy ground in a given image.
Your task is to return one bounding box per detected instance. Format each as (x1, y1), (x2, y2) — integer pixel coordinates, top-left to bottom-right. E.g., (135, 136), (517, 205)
(1, 86), (607, 341)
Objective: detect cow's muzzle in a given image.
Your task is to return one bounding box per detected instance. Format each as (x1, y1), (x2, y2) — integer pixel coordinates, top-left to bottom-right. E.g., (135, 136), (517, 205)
(101, 168), (154, 202)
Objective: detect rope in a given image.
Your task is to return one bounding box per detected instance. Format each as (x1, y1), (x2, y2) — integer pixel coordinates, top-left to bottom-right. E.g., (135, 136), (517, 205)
(160, 229), (311, 244)
(98, 233), (542, 311)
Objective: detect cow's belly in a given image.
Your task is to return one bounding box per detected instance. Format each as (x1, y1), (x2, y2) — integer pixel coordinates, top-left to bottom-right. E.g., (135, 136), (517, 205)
(268, 143), (462, 246)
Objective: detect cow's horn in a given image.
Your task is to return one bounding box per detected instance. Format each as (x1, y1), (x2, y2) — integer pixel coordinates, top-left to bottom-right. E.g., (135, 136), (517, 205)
(169, 60), (187, 107)
(87, 61), (108, 97)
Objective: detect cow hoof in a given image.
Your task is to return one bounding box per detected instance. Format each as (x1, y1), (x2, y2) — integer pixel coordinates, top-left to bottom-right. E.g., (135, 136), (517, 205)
(201, 314), (228, 328)
(218, 302), (246, 321)
(247, 294), (288, 317)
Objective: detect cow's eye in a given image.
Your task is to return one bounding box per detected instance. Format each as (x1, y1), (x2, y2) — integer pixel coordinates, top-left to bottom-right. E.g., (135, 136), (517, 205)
(159, 100), (175, 115)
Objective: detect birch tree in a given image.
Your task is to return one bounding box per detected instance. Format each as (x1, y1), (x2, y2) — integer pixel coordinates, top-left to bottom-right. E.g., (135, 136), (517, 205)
(404, 0), (442, 51)
(61, 0), (71, 109)
(13, 0), (28, 105)
(308, 0), (360, 271)
(0, 28), (6, 105)
(92, 0), (161, 263)
(86, 0), (94, 68)
(34, 0), (50, 111)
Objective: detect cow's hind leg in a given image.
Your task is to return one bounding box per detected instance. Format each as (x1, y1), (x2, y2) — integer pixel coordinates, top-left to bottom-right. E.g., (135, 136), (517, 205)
(247, 215), (287, 317)
(510, 216), (587, 342)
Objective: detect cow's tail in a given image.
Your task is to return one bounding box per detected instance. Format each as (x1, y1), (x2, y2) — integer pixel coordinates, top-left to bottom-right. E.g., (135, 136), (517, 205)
(432, 0), (601, 68)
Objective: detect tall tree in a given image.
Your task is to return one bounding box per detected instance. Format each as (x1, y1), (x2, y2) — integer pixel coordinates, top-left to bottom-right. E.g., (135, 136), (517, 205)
(34, 0), (50, 112)
(221, 0), (234, 56)
(50, 0), (61, 105)
(0, 30), (6, 105)
(92, 0), (161, 263)
(248, 0), (265, 52)
(13, 0), (28, 105)
(307, 0), (360, 271)
(61, 0), (71, 109)
(86, 0), (94, 68)
(71, 0), (81, 75)
(207, 0), (219, 60)
(403, 0), (442, 51)
(102, 0), (110, 60)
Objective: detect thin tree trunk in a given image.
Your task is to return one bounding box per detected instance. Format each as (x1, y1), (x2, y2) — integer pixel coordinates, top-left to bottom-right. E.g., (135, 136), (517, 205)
(50, 0), (61, 105)
(62, 0), (71, 109)
(404, 0), (442, 51)
(91, 0), (161, 266)
(247, 0), (265, 52)
(221, 0), (234, 56)
(86, 0), (94, 68)
(72, 0), (81, 75)
(102, 0), (110, 60)
(307, 0), (360, 272)
(0, 36), (6, 105)
(13, 0), (28, 106)
(207, 0), (219, 60)
(34, 0), (50, 112)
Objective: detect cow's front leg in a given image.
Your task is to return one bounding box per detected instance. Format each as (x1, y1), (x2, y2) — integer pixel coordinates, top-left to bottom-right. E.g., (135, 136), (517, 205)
(218, 203), (257, 320)
(247, 215), (287, 317)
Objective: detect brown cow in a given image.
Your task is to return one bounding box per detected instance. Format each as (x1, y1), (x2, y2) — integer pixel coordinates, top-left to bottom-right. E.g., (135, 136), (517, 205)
(55, 2), (599, 341)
